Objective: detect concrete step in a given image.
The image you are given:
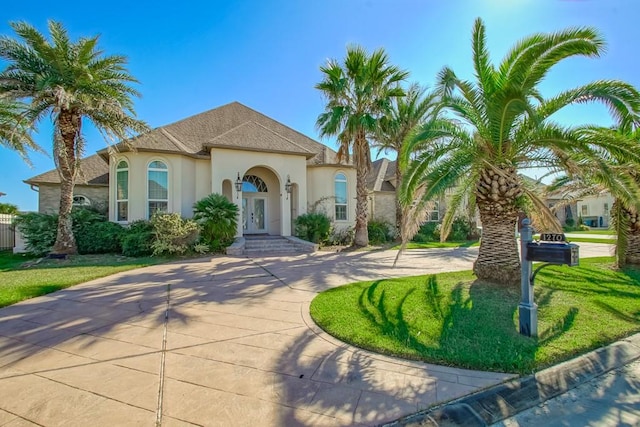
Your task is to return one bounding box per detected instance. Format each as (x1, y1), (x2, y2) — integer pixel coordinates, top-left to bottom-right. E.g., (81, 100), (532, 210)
(243, 237), (301, 255)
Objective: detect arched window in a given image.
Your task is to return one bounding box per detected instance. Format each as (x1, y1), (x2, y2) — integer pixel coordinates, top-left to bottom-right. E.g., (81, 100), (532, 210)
(116, 160), (129, 222)
(72, 195), (91, 207)
(242, 175), (268, 193)
(334, 172), (347, 221)
(148, 160), (168, 218)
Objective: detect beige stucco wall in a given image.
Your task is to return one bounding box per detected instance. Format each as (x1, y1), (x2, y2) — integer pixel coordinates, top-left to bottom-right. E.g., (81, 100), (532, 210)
(577, 193), (614, 228)
(38, 184), (108, 214)
(210, 148), (308, 237)
(108, 152), (211, 222)
(306, 166), (356, 231)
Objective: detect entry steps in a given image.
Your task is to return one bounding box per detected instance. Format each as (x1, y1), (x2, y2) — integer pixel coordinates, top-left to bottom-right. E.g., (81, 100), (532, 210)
(228, 235), (317, 256)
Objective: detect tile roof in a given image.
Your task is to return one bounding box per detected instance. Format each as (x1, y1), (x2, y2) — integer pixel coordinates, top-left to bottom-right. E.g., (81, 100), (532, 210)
(24, 154), (109, 186)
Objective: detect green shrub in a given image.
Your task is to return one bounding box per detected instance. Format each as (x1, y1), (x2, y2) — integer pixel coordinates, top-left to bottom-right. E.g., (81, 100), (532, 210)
(13, 212), (58, 256)
(367, 219), (393, 245)
(327, 226), (354, 246)
(193, 193), (239, 252)
(150, 213), (200, 255)
(0, 203), (19, 214)
(71, 207), (124, 254)
(121, 220), (155, 257)
(294, 212), (331, 244)
(77, 221), (124, 254)
(449, 217), (477, 241)
(413, 222), (440, 242)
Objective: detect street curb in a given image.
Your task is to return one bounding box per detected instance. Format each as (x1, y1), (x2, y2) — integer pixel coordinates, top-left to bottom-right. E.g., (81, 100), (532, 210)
(382, 332), (640, 427)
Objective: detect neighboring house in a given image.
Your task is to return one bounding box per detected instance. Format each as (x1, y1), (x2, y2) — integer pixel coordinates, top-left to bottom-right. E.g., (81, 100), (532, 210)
(25, 102), (357, 238)
(366, 158), (444, 226)
(577, 192), (614, 228)
(545, 188), (579, 227)
(25, 154), (110, 214)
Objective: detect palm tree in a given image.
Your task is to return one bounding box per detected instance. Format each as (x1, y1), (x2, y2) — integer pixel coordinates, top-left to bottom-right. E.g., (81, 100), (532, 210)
(0, 21), (148, 255)
(0, 97), (40, 165)
(373, 83), (439, 236)
(316, 45), (408, 246)
(401, 18), (640, 285)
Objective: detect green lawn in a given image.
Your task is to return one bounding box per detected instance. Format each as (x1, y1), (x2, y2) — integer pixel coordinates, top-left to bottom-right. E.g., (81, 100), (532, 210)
(0, 251), (164, 308)
(565, 237), (616, 244)
(565, 229), (614, 235)
(310, 257), (640, 374)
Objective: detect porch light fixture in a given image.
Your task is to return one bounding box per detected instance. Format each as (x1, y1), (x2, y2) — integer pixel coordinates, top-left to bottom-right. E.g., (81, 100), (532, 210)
(234, 173), (243, 198)
(285, 176), (292, 199)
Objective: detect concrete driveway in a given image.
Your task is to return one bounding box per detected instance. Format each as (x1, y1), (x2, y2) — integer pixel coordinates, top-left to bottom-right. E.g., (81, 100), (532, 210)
(0, 243), (613, 426)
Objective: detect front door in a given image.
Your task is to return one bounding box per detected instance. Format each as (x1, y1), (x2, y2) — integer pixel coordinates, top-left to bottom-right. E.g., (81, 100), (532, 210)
(242, 196), (267, 234)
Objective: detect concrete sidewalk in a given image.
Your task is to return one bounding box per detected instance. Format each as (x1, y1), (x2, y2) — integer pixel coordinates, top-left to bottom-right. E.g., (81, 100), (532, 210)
(0, 243), (613, 426)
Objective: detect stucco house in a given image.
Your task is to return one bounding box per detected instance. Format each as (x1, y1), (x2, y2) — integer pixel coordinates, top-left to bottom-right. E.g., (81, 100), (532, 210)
(25, 102), (358, 238)
(367, 158), (443, 225)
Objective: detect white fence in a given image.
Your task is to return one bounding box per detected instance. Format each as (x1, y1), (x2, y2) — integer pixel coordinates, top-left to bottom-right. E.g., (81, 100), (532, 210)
(0, 214), (16, 250)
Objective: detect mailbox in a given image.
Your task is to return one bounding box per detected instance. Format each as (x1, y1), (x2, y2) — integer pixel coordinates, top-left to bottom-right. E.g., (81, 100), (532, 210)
(526, 241), (579, 266)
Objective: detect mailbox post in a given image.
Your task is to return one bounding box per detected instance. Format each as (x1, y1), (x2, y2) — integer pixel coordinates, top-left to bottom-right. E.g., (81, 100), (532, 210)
(519, 219), (536, 337)
(519, 219), (579, 337)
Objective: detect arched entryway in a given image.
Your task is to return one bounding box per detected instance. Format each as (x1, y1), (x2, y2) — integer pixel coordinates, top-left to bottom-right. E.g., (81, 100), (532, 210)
(240, 167), (284, 236)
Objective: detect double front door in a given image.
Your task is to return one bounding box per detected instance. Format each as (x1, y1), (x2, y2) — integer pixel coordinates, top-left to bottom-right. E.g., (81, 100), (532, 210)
(242, 196), (267, 234)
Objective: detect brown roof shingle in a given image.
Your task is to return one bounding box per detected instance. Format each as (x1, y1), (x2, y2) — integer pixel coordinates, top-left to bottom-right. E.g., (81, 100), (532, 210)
(102, 102), (339, 164)
(25, 154), (109, 186)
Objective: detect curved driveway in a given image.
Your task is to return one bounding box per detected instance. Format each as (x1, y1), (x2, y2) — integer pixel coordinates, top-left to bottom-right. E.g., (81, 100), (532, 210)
(0, 243), (612, 426)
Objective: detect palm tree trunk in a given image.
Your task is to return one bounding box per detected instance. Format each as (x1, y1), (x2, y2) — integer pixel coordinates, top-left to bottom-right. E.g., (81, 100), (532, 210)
(626, 231), (640, 265)
(51, 110), (79, 255)
(394, 162), (403, 240)
(614, 200), (640, 267)
(354, 160), (369, 247)
(473, 167), (522, 285)
(353, 132), (370, 247)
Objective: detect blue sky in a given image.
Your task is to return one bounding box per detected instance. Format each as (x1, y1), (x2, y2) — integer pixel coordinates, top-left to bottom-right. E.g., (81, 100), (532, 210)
(0, 0), (637, 211)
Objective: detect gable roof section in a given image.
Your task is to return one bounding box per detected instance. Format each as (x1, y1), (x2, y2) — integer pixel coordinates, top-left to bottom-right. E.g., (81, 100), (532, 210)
(24, 154), (109, 186)
(205, 121), (316, 158)
(101, 102), (340, 164)
(367, 158), (398, 192)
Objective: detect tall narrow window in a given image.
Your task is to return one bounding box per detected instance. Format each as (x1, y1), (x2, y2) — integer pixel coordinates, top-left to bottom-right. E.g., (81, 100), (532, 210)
(428, 201), (440, 222)
(335, 173), (347, 221)
(116, 161), (128, 222)
(148, 160), (168, 218)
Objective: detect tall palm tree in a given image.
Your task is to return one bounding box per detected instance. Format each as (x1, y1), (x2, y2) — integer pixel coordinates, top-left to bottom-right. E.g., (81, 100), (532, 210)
(0, 97), (40, 165)
(316, 45), (408, 246)
(0, 21), (148, 255)
(373, 83), (439, 235)
(401, 18), (640, 285)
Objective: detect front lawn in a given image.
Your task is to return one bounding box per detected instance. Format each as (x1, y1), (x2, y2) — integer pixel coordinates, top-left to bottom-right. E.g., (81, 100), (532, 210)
(310, 257), (640, 374)
(0, 251), (164, 308)
(565, 237), (616, 244)
(565, 229), (614, 235)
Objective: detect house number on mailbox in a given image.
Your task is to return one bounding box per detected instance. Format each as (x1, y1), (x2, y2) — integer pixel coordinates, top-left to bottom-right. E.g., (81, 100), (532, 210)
(540, 233), (565, 242)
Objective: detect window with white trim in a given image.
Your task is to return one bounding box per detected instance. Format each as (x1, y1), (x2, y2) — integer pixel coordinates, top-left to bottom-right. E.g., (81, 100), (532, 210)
(334, 172), (347, 221)
(427, 201), (440, 222)
(116, 161), (129, 221)
(148, 160), (168, 218)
